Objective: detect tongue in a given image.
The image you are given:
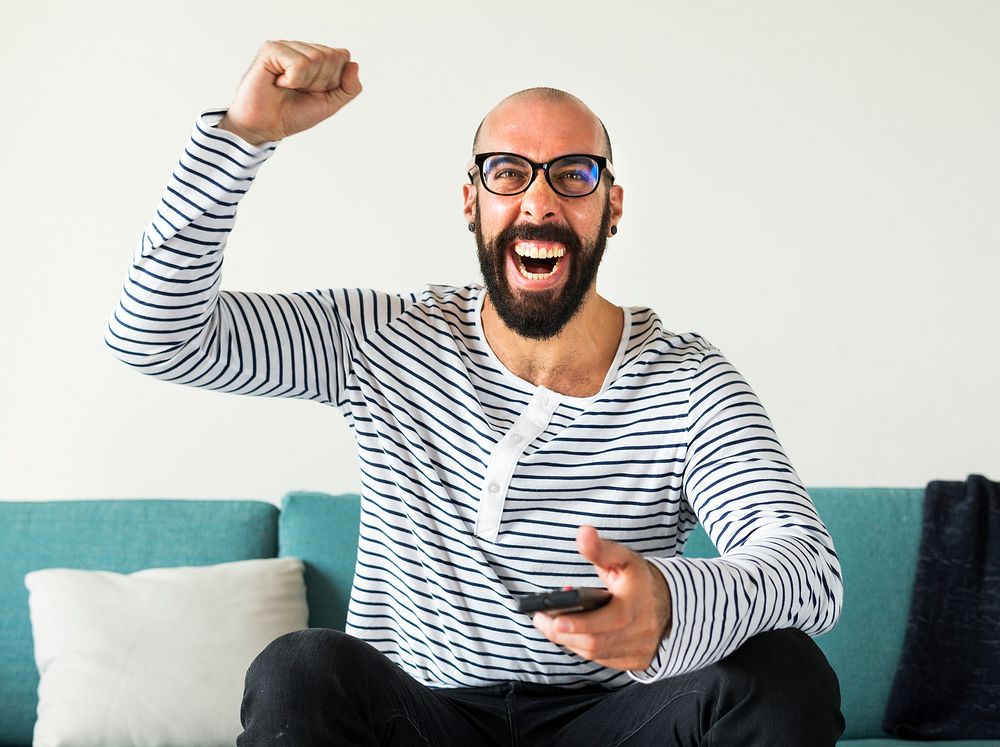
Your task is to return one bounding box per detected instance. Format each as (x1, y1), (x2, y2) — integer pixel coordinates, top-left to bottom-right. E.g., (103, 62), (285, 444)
(524, 257), (556, 274)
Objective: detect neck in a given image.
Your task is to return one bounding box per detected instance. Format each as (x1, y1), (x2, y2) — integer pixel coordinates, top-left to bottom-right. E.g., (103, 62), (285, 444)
(481, 288), (624, 397)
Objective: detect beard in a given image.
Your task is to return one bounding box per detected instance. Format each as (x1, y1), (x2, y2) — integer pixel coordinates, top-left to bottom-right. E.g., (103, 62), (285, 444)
(474, 196), (612, 340)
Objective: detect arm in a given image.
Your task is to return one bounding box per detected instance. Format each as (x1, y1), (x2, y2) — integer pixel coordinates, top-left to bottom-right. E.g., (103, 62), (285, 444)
(105, 42), (366, 404)
(635, 346), (843, 680)
(532, 345), (843, 680)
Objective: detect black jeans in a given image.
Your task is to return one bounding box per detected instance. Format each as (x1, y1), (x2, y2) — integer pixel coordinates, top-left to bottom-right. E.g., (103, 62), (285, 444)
(238, 628), (844, 746)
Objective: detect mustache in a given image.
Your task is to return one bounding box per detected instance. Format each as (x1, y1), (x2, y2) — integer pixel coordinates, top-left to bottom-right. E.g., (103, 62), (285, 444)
(494, 222), (583, 254)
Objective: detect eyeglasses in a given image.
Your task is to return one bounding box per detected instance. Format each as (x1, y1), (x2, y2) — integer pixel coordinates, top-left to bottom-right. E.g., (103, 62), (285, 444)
(467, 152), (615, 198)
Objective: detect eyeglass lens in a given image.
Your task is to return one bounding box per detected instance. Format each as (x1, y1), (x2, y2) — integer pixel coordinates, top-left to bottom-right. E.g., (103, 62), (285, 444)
(481, 155), (601, 197)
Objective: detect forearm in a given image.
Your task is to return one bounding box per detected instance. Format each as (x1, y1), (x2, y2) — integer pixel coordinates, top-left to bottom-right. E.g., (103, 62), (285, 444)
(634, 521), (843, 682)
(105, 110), (275, 367)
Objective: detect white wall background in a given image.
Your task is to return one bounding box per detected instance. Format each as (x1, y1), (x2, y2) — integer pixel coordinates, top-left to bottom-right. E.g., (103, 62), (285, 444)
(2, 0), (997, 503)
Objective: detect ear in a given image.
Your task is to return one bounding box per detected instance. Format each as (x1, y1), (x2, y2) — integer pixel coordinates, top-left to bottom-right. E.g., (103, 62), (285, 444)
(462, 182), (477, 224)
(609, 184), (623, 235)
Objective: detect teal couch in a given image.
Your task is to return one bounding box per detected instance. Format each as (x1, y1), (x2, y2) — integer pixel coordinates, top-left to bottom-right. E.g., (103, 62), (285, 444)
(1, 489), (994, 746)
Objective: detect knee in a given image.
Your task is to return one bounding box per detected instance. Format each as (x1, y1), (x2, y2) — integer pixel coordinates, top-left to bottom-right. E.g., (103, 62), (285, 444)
(240, 629), (376, 743)
(245, 627), (360, 688)
(716, 628), (842, 717)
(688, 629), (844, 746)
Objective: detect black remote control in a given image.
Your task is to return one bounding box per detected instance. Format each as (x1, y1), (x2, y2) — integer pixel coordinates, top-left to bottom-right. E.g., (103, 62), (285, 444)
(517, 587), (612, 616)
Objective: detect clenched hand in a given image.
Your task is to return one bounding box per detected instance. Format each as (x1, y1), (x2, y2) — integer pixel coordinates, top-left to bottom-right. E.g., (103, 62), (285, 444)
(219, 40), (362, 145)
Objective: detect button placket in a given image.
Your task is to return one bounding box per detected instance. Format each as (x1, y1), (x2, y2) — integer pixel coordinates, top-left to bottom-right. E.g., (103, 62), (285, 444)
(475, 388), (560, 543)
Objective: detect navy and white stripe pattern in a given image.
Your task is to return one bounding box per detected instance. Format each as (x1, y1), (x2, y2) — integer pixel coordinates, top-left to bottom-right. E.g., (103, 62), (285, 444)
(106, 110), (843, 689)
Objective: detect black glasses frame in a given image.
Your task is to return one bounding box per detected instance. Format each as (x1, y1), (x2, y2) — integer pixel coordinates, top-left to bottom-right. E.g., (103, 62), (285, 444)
(466, 151), (616, 198)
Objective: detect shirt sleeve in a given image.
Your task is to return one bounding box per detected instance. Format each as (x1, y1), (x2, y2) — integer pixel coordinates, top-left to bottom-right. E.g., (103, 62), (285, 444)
(104, 109), (402, 410)
(628, 342), (843, 683)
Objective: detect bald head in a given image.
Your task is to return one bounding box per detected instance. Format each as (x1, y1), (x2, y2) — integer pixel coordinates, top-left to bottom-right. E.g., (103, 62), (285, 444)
(472, 87), (613, 162)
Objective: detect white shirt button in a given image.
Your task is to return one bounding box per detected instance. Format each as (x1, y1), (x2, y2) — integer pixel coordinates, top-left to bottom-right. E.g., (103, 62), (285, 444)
(487, 481), (500, 493)
(539, 394), (550, 406)
(511, 433), (523, 444)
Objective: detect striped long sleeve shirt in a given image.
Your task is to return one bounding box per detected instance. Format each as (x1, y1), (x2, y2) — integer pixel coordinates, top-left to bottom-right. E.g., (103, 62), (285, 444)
(105, 109), (844, 689)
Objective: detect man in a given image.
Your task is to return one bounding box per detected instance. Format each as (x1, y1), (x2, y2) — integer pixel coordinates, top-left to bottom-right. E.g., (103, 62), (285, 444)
(107, 40), (845, 745)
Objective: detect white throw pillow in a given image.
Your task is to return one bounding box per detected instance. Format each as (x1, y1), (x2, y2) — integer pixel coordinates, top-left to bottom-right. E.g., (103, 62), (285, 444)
(25, 557), (309, 747)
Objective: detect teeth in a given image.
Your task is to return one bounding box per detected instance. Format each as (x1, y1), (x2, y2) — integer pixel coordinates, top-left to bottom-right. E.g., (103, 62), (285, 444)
(513, 242), (566, 260)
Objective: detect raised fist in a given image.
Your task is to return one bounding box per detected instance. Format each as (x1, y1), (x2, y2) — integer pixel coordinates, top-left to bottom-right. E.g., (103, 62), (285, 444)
(219, 40), (362, 145)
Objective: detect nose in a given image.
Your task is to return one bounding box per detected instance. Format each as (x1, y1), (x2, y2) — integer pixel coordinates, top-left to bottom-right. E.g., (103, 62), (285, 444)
(519, 167), (561, 222)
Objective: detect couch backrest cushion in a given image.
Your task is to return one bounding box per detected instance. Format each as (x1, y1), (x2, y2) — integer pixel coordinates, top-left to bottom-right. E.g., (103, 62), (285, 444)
(0, 499), (279, 747)
(683, 487), (924, 740)
(278, 492), (361, 631)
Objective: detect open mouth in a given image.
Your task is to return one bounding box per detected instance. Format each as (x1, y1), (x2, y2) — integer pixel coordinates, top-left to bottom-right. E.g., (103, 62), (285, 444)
(511, 241), (566, 280)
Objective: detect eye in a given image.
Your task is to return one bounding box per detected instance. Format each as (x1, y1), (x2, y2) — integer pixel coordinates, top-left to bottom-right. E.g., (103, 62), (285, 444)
(484, 157), (531, 183)
(556, 169), (588, 181)
(551, 158), (599, 185)
(494, 168), (528, 180)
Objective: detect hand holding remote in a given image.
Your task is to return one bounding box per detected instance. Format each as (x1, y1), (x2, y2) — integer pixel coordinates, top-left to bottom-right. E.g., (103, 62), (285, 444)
(531, 525), (673, 672)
